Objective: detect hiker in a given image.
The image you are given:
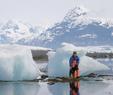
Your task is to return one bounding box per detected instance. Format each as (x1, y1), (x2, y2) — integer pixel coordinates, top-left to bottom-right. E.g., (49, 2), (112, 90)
(69, 51), (80, 78)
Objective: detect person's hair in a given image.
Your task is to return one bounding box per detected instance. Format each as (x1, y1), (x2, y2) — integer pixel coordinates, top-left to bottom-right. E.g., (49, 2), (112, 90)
(73, 51), (77, 55)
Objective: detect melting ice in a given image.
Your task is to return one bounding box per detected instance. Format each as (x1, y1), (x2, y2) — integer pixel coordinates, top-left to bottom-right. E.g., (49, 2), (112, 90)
(0, 44), (39, 80)
(48, 43), (109, 77)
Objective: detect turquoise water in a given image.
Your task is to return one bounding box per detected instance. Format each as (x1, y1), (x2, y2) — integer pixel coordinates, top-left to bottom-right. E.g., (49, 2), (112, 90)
(0, 80), (113, 95)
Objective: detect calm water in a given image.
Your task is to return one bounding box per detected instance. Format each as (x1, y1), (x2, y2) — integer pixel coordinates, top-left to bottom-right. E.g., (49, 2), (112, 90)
(0, 80), (113, 95)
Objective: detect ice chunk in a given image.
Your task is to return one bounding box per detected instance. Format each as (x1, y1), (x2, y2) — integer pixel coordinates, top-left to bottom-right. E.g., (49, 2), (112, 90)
(48, 43), (109, 77)
(0, 44), (39, 80)
(80, 56), (109, 75)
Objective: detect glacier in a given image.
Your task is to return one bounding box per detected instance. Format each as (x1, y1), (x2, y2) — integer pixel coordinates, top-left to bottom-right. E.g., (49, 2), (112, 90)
(0, 6), (113, 48)
(48, 43), (109, 77)
(0, 44), (39, 80)
(40, 6), (113, 48)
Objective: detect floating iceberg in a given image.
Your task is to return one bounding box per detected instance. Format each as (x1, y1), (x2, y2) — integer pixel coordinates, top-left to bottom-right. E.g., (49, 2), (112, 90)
(48, 43), (109, 77)
(0, 44), (39, 80)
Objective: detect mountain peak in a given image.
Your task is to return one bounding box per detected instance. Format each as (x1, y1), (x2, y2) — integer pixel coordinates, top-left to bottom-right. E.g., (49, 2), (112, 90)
(64, 6), (89, 21)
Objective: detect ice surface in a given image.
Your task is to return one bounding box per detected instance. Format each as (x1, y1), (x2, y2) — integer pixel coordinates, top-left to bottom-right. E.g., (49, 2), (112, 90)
(48, 43), (109, 77)
(0, 44), (40, 80)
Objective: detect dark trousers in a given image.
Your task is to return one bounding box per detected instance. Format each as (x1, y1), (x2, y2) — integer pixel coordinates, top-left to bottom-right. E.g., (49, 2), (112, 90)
(69, 66), (79, 77)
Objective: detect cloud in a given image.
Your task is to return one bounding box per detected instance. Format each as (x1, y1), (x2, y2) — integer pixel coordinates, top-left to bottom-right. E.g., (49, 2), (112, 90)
(0, 0), (112, 27)
(78, 0), (113, 18)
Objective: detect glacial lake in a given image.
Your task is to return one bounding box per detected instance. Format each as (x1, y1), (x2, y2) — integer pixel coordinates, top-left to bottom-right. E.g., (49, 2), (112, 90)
(0, 59), (113, 95)
(0, 79), (113, 95)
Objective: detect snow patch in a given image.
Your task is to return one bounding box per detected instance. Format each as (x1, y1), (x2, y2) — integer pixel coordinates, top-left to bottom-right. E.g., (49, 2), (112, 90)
(0, 20), (44, 44)
(64, 6), (89, 21)
(61, 43), (113, 53)
(79, 34), (97, 38)
(112, 32), (113, 36)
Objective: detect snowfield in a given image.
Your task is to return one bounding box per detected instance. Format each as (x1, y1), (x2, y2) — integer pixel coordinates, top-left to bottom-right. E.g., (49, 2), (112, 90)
(58, 43), (113, 53)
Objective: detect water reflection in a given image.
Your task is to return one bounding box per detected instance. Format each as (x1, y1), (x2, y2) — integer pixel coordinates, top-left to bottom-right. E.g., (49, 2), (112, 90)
(80, 80), (110, 95)
(70, 81), (80, 95)
(0, 82), (39, 95)
(0, 80), (113, 95)
(48, 80), (113, 95)
(47, 81), (80, 95)
(48, 82), (69, 95)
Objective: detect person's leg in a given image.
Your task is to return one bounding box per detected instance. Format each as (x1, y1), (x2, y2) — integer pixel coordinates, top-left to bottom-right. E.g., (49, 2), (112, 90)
(73, 70), (80, 78)
(76, 69), (80, 78)
(69, 68), (72, 77)
(72, 72), (75, 78)
(74, 71), (78, 78)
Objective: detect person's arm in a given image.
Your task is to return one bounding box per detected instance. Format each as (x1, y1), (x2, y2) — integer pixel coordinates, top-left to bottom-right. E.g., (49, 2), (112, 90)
(69, 57), (72, 67)
(76, 56), (80, 65)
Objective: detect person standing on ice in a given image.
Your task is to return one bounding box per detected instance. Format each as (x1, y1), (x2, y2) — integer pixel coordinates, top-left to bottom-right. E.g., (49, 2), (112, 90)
(69, 51), (80, 78)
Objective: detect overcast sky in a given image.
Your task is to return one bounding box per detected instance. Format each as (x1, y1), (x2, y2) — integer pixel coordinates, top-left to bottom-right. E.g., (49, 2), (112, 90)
(0, 0), (112, 28)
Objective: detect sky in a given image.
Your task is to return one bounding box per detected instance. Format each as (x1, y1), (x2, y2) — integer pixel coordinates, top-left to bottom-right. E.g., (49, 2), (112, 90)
(0, 0), (112, 28)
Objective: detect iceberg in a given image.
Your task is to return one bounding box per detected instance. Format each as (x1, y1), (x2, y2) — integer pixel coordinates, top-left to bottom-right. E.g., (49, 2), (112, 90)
(0, 44), (39, 80)
(48, 43), (109, 77)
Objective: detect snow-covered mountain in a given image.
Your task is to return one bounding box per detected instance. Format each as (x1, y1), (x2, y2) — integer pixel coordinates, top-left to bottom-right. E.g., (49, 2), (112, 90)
(0, 6), (113, 48)
(0, 20), (43, 44)
(40, 6), (113, 48)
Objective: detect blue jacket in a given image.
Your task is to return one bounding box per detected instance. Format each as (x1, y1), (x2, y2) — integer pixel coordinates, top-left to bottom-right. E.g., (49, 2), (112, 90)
(69, 55), (80, 67)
